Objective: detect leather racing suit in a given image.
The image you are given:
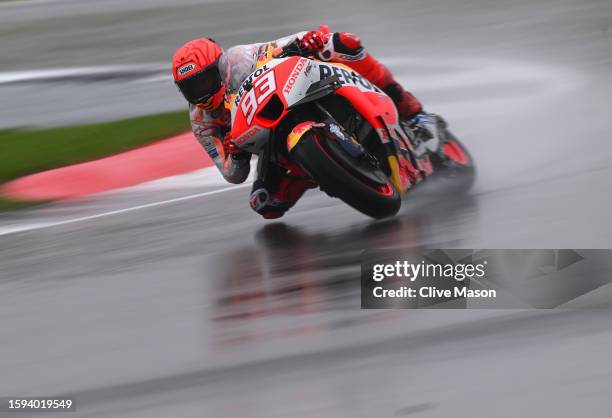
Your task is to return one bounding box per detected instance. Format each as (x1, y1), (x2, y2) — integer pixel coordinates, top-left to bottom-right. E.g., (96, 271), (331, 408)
(189, 30), (423, 219)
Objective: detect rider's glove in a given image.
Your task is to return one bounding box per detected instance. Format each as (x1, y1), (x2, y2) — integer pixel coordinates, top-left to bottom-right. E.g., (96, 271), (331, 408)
(298, 30), (326, 54)
(223, 132), (250, 160)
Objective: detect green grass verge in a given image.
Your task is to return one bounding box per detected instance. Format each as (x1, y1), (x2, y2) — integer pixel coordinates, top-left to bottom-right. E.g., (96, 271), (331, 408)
(0, 197), (43, 212)
(0, 110), (190, 210)
(0, 110), (190, 184)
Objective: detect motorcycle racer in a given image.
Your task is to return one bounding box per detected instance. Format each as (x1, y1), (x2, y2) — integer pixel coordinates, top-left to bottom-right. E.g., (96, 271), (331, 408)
(172, 26), (444, 219)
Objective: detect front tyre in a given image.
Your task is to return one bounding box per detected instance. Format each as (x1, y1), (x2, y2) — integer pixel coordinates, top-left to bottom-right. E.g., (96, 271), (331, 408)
(291, 131), (401, 219)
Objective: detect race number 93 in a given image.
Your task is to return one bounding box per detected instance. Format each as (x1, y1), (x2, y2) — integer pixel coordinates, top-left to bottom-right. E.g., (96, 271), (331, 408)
(241, 71), (276, 125)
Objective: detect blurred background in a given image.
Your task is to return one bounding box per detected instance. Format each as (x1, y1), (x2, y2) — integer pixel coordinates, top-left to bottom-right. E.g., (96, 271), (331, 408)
(1, 0), (612, 416)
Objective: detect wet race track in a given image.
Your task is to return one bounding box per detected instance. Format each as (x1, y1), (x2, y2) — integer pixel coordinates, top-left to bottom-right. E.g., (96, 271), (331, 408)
(1, 0), (612, 416)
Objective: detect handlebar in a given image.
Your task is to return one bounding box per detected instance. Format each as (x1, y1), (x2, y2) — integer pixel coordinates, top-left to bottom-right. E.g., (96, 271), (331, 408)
(273, 38), (317, 59)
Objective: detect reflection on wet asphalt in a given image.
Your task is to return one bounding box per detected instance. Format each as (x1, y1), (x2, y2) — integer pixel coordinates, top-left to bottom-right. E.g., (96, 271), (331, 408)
(213, 192), (476, 322)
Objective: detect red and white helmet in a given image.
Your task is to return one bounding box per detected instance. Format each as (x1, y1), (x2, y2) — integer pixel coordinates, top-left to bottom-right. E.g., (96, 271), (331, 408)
(172, 38), (225, 110)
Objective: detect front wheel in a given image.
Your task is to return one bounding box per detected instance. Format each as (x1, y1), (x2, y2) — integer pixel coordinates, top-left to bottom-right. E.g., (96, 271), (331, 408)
(291, 131), (401, 219)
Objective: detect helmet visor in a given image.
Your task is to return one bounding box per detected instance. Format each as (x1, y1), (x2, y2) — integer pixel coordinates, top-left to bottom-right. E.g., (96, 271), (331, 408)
(176, 61), (222, 105)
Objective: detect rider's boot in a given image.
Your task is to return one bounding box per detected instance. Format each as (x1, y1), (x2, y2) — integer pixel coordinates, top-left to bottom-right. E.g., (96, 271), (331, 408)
(376, 73), (447, 159)
(407, 113), (448, 158)
(250, 176), (316, 219)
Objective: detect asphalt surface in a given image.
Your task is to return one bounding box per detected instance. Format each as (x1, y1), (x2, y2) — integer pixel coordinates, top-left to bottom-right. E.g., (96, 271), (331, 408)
(2, 0), (612, 417)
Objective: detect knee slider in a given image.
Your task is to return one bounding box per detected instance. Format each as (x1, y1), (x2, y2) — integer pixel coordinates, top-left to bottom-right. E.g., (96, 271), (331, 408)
(249, 187), (291, 218)
(249, 187), (270, 214)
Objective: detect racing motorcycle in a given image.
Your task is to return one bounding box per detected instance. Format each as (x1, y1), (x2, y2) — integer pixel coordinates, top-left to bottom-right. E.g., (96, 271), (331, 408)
(228, 40), (475, 219)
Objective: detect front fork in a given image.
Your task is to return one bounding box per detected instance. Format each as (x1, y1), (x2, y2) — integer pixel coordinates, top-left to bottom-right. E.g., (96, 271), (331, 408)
(376, 123), (432, 197)
(382, 141), (406, 197)
(392, 121), (435, 184)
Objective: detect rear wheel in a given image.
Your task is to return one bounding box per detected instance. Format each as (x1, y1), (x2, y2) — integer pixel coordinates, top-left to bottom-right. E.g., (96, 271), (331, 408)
(432, 132), (476, 194)
(291, 131), (401, 219)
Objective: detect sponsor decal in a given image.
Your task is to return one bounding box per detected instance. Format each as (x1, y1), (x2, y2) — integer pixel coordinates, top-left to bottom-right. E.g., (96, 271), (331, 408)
(255, 44), (275, 68)
(304, 62), (313, 76)
(287, 122), (325, 151)
(295, 121), (324, 136)
(318, 64), (382, 93)
(338, 51), (366, 61)
(234, 125), (262, 145)
(256, 45), (267, 62)
(202, 138), (219, 159)
(235, 64), (271, 106)
(328, 123), (345, 139)
(283, 58), (308, 95)
(178, 63), (196, 76)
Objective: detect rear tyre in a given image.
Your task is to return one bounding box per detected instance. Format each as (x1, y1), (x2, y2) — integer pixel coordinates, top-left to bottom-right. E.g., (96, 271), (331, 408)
(291, 131), (401, 219)
(432, 132), (476, 194)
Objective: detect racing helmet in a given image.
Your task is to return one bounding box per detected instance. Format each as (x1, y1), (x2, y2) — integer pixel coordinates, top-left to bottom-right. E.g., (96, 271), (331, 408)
(172, 38), (225, 110)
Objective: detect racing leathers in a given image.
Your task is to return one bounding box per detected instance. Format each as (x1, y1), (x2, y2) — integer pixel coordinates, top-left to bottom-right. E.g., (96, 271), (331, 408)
(189, 30), (424, 219)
